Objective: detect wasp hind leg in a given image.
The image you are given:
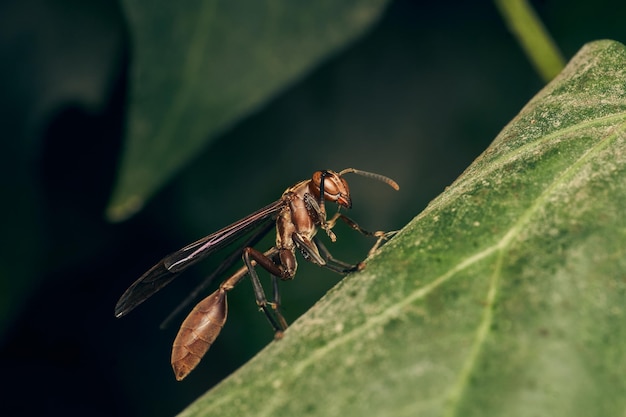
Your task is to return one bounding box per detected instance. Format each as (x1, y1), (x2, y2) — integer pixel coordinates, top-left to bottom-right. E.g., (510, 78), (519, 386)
(242, 247), (290, 336)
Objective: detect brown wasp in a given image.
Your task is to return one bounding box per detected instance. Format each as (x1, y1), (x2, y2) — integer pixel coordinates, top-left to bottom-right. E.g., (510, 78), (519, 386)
(115, 168), (399, 380)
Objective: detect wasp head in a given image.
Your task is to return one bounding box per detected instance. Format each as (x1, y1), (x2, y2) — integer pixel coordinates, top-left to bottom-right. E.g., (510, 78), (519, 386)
(311, 170), (352, 208)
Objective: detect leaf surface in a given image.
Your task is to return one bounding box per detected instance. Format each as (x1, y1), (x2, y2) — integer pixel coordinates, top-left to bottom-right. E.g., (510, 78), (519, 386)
(179, 40), (626, 417)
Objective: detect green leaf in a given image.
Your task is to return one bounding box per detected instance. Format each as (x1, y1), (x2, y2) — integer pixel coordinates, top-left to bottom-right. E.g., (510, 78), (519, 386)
(177, 40), (626, 417)
(107, 0), (391, 221)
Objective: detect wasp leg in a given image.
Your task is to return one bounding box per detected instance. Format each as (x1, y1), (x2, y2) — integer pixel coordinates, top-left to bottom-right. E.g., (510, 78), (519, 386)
(312, 237), (360, 273)
(242, 247), (290, 334)
(160, 221), (275, 329)
(326, 213), (397, 256)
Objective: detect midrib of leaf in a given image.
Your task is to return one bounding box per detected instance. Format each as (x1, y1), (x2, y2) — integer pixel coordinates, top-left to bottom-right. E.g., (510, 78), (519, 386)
(442, 117), (626, 416)
(200, 115), (626, 417)
(448, 111), (626, 199)
(497, 117), (624, 249)
(444, 248), (504, 417)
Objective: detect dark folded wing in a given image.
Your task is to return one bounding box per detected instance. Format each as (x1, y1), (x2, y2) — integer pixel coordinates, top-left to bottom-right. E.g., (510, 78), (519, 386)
(159, 219), (276, 329)
(114, 199), (284, 317)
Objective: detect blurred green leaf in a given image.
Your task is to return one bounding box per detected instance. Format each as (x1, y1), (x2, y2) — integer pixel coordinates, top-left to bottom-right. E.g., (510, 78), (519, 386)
(178, 40), (626, 416)
(107, 0), (391, 221)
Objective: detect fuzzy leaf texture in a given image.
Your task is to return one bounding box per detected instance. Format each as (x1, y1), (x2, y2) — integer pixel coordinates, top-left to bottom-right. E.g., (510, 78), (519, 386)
(178, 40), (626, 417)
(107, 0), (390, 221)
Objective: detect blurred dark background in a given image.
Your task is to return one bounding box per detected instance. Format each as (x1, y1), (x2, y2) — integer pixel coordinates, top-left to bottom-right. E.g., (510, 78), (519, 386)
(1, 0), (624, 415)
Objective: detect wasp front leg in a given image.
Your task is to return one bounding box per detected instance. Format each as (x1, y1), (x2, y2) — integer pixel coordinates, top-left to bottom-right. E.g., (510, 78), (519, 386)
(326, 212), (397, 256)
(303, 193), (337, 242)
(311, 237), (362, 273)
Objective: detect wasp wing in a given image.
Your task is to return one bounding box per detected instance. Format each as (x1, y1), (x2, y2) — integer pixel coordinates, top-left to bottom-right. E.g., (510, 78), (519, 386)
(114, 199), (284, 318)
(163, 200), (285, 272)
(159, 219), (275, 329)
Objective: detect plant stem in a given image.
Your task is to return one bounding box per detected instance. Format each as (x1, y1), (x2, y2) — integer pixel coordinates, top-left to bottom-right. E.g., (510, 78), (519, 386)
(494, 0), (566, 82)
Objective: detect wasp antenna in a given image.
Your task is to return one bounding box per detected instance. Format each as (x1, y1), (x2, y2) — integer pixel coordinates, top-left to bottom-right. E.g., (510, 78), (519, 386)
(338, 168), (400, 191)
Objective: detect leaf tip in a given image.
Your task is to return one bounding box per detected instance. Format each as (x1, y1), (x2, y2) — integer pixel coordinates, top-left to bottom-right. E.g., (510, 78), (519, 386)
(106, 195), (145, 223)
